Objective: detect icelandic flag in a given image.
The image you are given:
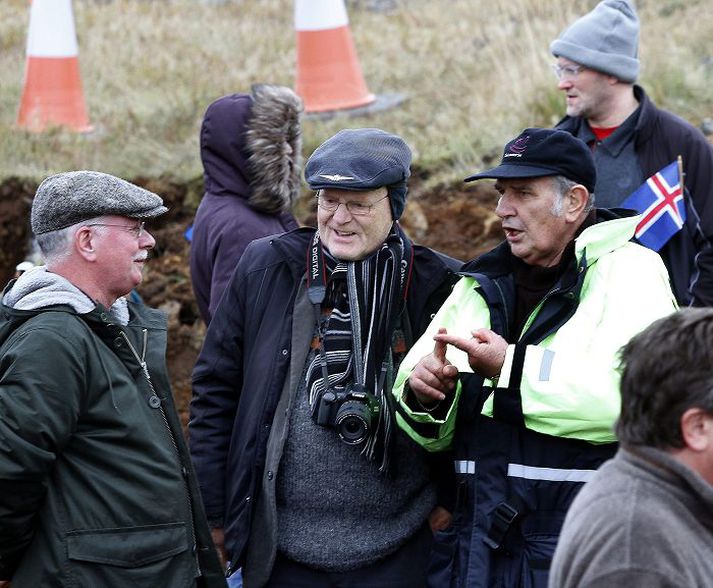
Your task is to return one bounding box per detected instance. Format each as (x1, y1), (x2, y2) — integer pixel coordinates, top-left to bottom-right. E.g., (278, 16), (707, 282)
(621, 160), (685, 252)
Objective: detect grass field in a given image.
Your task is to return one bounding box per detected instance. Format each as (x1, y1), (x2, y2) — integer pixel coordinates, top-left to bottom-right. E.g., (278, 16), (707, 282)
(1, 0), (712, 188)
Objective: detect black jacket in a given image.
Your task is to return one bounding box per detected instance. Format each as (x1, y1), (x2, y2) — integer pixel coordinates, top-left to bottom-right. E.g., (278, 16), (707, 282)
(557, 85), (713, 306)
(189, 227), (460, 567)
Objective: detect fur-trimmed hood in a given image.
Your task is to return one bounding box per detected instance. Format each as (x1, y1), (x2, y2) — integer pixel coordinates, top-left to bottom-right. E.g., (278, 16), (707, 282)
(199, 85), (303, 214)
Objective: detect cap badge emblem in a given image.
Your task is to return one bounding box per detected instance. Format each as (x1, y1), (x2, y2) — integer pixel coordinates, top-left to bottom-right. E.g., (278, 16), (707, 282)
(319, 174), (355, 181)
(504, 135), (530, 158)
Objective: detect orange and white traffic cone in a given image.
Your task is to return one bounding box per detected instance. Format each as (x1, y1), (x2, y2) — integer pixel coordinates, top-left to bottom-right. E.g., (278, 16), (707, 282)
(17, 0), (92, 133)
(295, 0), (375, 114)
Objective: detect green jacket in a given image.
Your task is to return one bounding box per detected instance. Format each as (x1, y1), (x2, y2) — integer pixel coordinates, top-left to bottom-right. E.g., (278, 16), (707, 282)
(393, 212), (678, 451)
(0, 297), (225, 587)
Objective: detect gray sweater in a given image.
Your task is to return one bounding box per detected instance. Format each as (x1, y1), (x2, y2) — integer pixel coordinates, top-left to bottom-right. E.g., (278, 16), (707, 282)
(275, 361), (435, 571)
(549, 447), (713, 588)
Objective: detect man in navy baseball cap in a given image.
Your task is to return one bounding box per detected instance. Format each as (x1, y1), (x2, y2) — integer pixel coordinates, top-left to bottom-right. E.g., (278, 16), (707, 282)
(464, 127), (597, 267)
(465, 127), (596, 192)
(391, 125), (676, 587)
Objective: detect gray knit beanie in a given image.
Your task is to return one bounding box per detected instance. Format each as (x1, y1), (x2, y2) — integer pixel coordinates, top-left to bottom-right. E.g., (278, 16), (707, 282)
(550, 0), (640, 83)
(31, 171), (167, 235)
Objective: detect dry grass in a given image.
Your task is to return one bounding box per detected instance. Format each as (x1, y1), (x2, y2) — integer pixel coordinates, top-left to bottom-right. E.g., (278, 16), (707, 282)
(1, 0), (711, 187)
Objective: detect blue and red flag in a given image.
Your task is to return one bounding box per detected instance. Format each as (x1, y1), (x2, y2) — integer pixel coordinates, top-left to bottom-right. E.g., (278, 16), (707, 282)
(621, 159), (685, 252)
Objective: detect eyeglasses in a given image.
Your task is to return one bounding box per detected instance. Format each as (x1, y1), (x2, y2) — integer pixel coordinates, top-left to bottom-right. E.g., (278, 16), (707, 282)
(316, 194), (388, 217)
(87, 221), (146, 238)
(551, 63), (586, 80)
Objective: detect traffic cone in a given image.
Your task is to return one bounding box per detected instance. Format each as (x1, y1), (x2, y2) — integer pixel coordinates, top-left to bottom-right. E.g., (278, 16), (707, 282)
(17, 0), (92, 133)
(295, 0), (375, 113)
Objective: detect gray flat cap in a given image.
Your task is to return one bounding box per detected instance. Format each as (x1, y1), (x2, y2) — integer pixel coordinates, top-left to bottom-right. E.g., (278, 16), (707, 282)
(31, 171), (168, 235)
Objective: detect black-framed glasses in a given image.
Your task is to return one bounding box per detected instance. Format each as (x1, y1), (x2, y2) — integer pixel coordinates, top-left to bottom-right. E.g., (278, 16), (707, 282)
(551, 63), (586, 80)
(87, 221), (146, 238)
(316, 194), (388, 217)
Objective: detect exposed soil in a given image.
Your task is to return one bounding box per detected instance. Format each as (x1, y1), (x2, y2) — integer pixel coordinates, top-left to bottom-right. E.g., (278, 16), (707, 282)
(0, 176), (502, 428)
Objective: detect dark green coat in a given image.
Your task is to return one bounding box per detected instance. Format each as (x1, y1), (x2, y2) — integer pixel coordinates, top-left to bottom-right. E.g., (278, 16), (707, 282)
(0, 298), (225, 587)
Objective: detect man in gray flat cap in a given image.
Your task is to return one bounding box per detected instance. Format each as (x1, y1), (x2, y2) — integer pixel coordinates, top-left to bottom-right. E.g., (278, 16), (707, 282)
(0, 171), (226, 587)
(190, 128), (460, 587)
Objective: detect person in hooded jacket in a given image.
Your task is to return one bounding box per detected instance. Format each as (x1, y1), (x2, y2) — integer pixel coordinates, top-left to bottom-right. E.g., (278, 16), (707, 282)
(190, 84), (303, 325)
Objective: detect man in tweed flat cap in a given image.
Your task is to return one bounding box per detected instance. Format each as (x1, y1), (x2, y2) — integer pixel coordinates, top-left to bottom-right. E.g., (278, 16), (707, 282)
(0, 171), (226, 587)
(190, 129), (461, 587)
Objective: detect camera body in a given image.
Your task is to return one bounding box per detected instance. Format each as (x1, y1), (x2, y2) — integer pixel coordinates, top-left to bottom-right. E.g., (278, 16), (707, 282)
(314, 383), (380, 445)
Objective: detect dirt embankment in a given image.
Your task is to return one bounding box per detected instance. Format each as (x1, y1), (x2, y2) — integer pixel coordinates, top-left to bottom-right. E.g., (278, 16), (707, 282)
(0, 176), (502, 426)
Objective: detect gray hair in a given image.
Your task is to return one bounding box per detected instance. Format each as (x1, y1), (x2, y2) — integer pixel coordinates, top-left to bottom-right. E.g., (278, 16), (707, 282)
(550, 175), (595, 216)
(35, 216), (107, 265)
(35, 225), (75, 264)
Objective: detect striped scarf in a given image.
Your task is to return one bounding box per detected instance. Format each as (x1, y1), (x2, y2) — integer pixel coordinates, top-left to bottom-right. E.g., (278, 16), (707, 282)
(305, 224), (412, 472)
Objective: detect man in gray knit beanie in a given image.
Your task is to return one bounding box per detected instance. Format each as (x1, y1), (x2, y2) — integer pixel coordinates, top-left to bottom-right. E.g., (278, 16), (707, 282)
(551, 0), (713, 308)
(551, 0), (639, 84)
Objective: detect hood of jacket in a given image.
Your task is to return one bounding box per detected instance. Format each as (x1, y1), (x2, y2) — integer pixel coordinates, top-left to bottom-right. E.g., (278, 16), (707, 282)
(200, 85), (303, 214)
(0, 267), (130, 347)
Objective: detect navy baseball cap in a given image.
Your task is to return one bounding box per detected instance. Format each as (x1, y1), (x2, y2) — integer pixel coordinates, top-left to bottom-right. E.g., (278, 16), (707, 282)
(465, 128), (596, 193)
(305, 128), (412, 220)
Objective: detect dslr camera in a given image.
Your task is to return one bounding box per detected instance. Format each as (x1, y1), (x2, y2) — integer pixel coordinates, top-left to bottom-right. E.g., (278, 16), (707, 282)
(314, 383), (380, 445)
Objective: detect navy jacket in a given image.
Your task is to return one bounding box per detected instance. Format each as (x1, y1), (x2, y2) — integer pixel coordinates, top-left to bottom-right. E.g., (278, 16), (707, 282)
(189, 227), (460, 567)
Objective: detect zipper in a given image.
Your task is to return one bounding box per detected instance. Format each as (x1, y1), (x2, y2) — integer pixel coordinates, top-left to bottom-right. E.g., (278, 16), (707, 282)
(119, 328), (201, 576)
(518, 284), (561, 341)
(519, 262), (584, 342)
(491, 278), (511, 341)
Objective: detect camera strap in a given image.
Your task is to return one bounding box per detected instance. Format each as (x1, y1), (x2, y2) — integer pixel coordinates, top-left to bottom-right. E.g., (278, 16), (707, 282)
(306, 231), (333, 395)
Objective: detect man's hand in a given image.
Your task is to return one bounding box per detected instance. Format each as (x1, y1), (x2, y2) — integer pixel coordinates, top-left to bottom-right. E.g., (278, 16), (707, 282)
(0, 580), (11, 587)
(211, 527), (228, 569)
(408, 328), (459, 405)
(428, 505), (453, 533)
(434, 328), (506, 379)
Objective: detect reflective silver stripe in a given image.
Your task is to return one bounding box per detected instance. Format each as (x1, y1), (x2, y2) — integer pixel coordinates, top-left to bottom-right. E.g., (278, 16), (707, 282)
(539, 349), (555, 381)
(507, 463), (596, 482)
(454, 460), (476, 475)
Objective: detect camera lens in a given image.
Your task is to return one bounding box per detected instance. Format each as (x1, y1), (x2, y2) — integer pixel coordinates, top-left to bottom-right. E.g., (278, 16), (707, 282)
(335, 400), (371, 445)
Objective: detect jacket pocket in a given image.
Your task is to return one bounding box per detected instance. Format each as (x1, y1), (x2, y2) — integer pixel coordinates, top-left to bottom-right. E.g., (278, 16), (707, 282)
(427, 526), (457, 588)
(518, 532), (558, 588)
(67, 522), (193, 586)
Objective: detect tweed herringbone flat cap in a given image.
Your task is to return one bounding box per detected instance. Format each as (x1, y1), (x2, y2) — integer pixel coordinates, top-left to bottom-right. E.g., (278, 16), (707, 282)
(31, 170), (167, 235)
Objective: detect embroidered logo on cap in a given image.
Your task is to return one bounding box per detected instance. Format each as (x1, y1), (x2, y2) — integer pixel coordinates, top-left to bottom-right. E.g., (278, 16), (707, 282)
(504, 135), (530, 158)
(319, 174), (355, 181)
